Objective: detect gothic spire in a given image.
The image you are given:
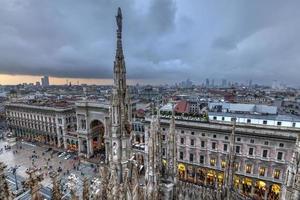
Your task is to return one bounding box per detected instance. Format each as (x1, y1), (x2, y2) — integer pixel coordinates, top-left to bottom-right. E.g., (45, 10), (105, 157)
(115, 7), (124, 62)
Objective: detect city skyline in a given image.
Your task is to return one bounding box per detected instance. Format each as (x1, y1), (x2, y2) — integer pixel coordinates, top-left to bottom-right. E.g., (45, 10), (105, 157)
(0, 1), (300, 86)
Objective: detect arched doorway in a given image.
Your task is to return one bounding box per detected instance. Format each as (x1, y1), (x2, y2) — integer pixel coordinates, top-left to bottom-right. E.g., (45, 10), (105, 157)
(267, 184), (280, 200)
(90, 120), (105, 159)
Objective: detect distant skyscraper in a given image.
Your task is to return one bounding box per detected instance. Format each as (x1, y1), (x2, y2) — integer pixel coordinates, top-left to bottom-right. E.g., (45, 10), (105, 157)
(249, 80), (253, 87)
(41, 76), (49, 87)
(222, 79), (227, 87)
(205, 78), (210, 87)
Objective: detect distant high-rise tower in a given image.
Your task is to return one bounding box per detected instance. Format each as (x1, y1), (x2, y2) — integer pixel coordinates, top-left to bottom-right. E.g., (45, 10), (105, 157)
(205, 78), (210, 87)
(222, 79), (227, 87)
(41, 76), (49, 87)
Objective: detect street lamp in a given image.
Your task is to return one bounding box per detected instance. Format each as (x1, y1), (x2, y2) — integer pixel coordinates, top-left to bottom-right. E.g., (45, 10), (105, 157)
(12, 165), (20, 191)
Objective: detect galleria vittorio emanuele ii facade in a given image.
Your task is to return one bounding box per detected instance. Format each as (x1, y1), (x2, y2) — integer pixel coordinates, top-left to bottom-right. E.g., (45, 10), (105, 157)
(3, 7), (300, 200)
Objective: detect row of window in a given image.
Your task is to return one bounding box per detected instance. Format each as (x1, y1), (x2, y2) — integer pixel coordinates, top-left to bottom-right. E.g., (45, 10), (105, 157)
(179, 145), (284, 162)
(212, 116), (297, 127)
(179, 153), (282, 179)
(178, 136), (284, 148)
(8, 111), (56, 123)
(11, 120), (58, 133)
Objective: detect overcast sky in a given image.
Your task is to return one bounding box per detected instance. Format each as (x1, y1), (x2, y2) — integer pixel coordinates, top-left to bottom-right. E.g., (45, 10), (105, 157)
(0, 0), (299, 86)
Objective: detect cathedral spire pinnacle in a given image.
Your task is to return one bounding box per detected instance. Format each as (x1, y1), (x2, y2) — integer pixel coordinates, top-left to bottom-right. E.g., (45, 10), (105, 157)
(115, 7), (123, 60)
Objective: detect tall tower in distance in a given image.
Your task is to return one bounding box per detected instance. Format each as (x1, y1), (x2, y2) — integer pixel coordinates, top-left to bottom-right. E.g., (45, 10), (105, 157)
(109, 7), (132, 184)
(41, 75), (49, 87)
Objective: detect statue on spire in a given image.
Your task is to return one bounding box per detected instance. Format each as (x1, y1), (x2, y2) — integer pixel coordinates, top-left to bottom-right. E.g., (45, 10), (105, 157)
(116, 7), (122, 33)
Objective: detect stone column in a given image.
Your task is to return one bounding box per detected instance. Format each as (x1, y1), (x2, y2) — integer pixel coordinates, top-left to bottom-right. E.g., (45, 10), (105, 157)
(264, 183), (269, 200)
(77, 138), (82, 154)
(86, 138), (91, 158)
(89, 137), (94, 156)
(280, 184), (287, 200)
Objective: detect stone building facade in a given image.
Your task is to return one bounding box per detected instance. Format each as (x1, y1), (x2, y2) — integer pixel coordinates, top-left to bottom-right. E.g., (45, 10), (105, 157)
(144, 116), (300, 200)
(5, 102), (76, 149)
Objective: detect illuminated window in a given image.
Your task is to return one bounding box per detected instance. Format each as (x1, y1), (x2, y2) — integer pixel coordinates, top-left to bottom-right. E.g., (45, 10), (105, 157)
(274, 169), (281, 179)
(221, 160), (226, 168)
(201, 141), (205, 148)
(259, 167), (266, 176)
(246, 164), (252, 174)
(234, 163), (239, 171)
(210, 158), (216, 166)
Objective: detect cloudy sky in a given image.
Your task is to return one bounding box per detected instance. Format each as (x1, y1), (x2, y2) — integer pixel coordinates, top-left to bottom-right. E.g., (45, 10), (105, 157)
(0, 0), (299, 86)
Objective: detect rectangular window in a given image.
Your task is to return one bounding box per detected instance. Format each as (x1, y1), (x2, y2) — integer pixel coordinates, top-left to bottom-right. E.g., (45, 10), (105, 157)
(199, 155), (204, 164)
(179, 152), (184, 160)
(213, 116), (217, 120)
(212, 142), (216, 150)
(274, 169), (280, 179)
(162, 135), (166, 141)
(247, 119), (251, 123)
(249, 148), (254, 156)
(201, 141), (205, 148)
(262, 149), (268, 158)
(259, 167), (266, 176)
(190, 139), (194, 146)
(277, 121), (282, 126)
(210, 158), (216, 166)
(246, 164), (252, 174)
(263, 120), (267, 125)
(180, 138), (185, 144)
(162, 148), (166, 156)
(235, 146), (240, 154)
(234, 163), (239, 171)
(221, 160), (226, 168)
(223, 144), (228, 152)
(277, 152), (283, 160)
(279, 143), (284, 147)
(189, 153), (194, 162)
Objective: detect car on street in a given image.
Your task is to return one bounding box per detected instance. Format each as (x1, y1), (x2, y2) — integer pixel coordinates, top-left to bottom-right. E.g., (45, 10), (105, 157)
(64, 154), (71, 160)
(58, 152), (66, 158)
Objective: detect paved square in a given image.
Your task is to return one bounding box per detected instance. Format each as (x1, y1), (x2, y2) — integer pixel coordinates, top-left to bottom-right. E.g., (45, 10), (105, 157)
(0, 138), (99, 196)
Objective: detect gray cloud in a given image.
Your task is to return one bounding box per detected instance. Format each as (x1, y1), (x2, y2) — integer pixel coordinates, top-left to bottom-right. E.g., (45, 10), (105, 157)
(0, 0), (299, 86)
